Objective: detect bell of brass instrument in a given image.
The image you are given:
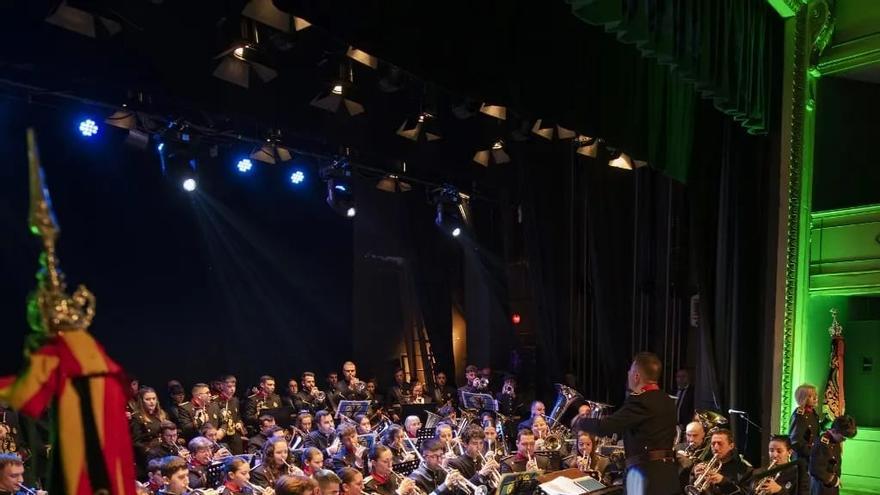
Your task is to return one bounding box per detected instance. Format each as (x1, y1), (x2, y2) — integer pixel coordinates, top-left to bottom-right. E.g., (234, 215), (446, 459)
(547, 384), (583, 430)
(542, 433), (563, 451)
(473, 378), (489, 390)
(244, 481), (267, 495)
(312, 389), (327, 403)
(440, 466), (487, 495)
(479, 451), (502, 487)
(389, 469), (426, 495)
(685, 454), (722, 495)
(754, 460), (780, 495)
(352, 380), (367, 393)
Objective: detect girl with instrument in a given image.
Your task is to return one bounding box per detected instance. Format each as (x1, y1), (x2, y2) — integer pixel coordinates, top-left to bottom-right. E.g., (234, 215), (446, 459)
(355, 415), (371, 435)
(251, 438), (295, 489)
(132, 388), (169, 475)
(750, 435), (795, 495)
(332, 425), (367, 473)
(362, 444), (416, 495)
(338, 467), (365, 495)
(380, 426), (408, 464)
(221, 457), (273, 495)
(563, 432), (609, 483)
(301, 448), (324, 477)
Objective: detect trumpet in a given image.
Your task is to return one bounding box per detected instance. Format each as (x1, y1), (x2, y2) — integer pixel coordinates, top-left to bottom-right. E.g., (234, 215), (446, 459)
(311, 388), (326, 403)
(244, 481), (268, 495)
(389, 469), (425, 495)
(525, 452), (540, 473)
(186, 485), (220, 495)
(754, 460), (780, 495)
(440, 466), (487, 495)
(472, 378), (489, 390)
(685, 454), (722, 495)
(281, 459), (303, 477)
(17, 483), (39, 495)
(351, 379), (366, 393)
(478, 451), (502, 487)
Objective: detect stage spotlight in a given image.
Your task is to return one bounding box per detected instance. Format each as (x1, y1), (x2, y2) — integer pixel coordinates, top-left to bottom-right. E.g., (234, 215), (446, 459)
(290, 170), (305, 184)
(575, 136), (600, 158)
(479, 103), (507, 121)
(182, 178), (197, 192)
(532, 119), (576, 140)
(237, 158), (254, 173)
(321, 158), (356, 218)
(397, 112), (442, 142)
(45, 1), (121, 38)
(346, 46), (378, 69)
(241, 0), (311, 33)
(433, 185), (470, 237)
(213, 44), (278, 89)
(105, 108), (136, 130)
(376, 174), (412, 193)
(311, 64), (365, 116)
(473, 139), (510, 167)
(78, 118), (99, 137)
(250, 134), (293, 164)
(608, 151), (634, 170)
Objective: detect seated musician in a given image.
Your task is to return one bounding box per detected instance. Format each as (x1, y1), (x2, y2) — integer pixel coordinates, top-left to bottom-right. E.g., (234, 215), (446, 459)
(403, 417), (421, 440)
(446, 426), (498, 487)
(248, 416), (280, 455)
(407, 439), (463, 495)
(406, 383), (430, 405)
(314, 470), (341, 495)
(155, 456), (190, 495)
(563, 431), (609, 484)
(275, 476), (319, 495)
(148, 422), (189, 463)
(332, 424), (366, 473)
(304, 411), (340, 461)
(355, 414), (371, 435)
(221, 456), (273, 495)
(200, 423), (232, 459)
(749, 435), (796, 495)
(433, 424), (457, 457)
(675, 421), (711, 488)
(691, 429), (752, 495)
(186, 436), (214, 489)
(482, 422), (505, 457)
(291, 413), (314, 449)
(363, 444), (416, 495)
(144, 457), (166, 495)
(301, 448), (325, 478)
(516, 401), (545, 432)
(499, 429), (551, 474)
(296, 373), (331, 415)
(252, 437), (300, 489)
(380, 426), (410, 464)
(338, 467), (364, 495)
(430, 372), (456, 409)
(0, 453), (47, 495)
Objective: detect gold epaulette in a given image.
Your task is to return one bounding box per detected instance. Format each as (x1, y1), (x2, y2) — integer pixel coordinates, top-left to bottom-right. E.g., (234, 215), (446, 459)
(821, 435), (830, 445)
(796, 407), (805, 415)
(363, 475), (374, 484)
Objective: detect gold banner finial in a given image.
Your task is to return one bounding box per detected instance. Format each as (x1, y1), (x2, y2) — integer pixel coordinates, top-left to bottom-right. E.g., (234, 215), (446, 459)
(25, 129), (95, 342)
(828, 308), (843, 337)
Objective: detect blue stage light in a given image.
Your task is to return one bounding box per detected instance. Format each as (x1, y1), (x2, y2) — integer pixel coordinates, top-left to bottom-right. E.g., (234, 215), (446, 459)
(237, 158), (253, 173)
(78, 119), (99, 137)
(290, 170), (305, 184)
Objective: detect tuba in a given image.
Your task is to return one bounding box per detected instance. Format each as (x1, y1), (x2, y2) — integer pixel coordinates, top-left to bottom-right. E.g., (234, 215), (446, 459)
(547, 384), (583, 427)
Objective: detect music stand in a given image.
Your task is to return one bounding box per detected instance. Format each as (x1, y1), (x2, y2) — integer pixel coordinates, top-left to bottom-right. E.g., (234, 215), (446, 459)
(357, 433), (377, 449)
(336, 400), (371, 421)
(262, 406), (295, 429)
(392, 459), (420, 476)
(461, 392), (498, 412)
(206, 462), (226, 489)
(497, 471), (540, 495)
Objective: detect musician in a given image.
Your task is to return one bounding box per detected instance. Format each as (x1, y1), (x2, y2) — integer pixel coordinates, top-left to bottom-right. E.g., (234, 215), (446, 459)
(245, 376), (282, 431)
(749, 435), (796, 495)
(431, 372), (455, 408)
(127, 377), (141, 419)
(291, 413), (314, 450)
(456, 366), (479, 403)
(355, 415), (371, 435)
(216, 375), (246, 455)
(406, 383), (430, 405)
(365, 379), (384, 407)
(495, 375), (522, 418)
(200, 423), (233, 459)
(386, 369), (412, 408)
(219, 457), (260, 495)
(304, 411), (340, 460)
(156, 456), (190, 495)
(252, 437), (298, 489)
(446, 426), (497, 487)
(248, 415), (280, 455)
(479, 367), (495, 394)
(332, 424), (366, 473)
(499, 429), (551, 473)
(789, 384), (821, 495)
(407, 439), (463, 495)
(179, 383), (223, 441)
(362, 444), (417, 495)
(403, 417), (421, 440)
(516, 401), (545, 431)
(691, 429), (752, 495)
(809, 414), (856, 495)
(433, 424), (456, 457)
(186, 436), (216, 489)
(564, 431), (609, 484)
(337, 362), (369, 401)
(338, 467), (365, 495)
(276, 476), (319, 495)
(674, 369), (695, 442)
(144, 457), (166, 495)
(314, 470), (341, 495)
(530, 416), (551, 452)
(167, 381), (187, 426)
(574, 352), (679, 495)
(148, 422), (190, 463)
(0, 453), (46, 495)
(132, 387), (170, 473)
(381, 426), (410, 464)
(283, 379), (300, 409)
(301, 448), (325, 477)
(483, 422), (505, 457)
(436, 406), (456, 426)
(296, 373), (330, 415)
(675, 421), (711, 489)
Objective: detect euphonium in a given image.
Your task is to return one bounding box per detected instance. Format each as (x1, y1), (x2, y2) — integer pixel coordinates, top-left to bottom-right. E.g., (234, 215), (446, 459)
(685, 454), (722, 495)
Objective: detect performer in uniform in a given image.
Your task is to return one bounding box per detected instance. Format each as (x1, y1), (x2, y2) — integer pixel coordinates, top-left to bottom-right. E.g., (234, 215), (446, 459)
(156, 456), (190, 495)
(499, 429), (551, 473)
(563, 431), (610, 484)
(295, 373), (330, 416)
(362, 444), (416, 495)
(691, 429), (752, 495)
(446, 426), (498, 488)
(215, 375), (246, 455)
(574, 352), (679, 495)
(809, 415), (856, 495)
(788, 384), (821, 495)
(407, 439), (463, 495)
(304, 411), (340, 461)
(675, 421), (711, 489)
(178, 384), (222, 442)
(749, 435), (797, 495)
(244, 376), (282, 433)
(131, 387), (170, 477)
(0, 454), (46, 495)
(337, 362), (369, 402)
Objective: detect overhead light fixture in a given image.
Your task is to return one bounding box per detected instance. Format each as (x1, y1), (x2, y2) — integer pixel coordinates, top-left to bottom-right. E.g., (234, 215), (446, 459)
(241, 0), (311, 33)
(473, 139), (510, 167)
(105, 108), (137, 130)
(479, 103), (507, 121)
(213, 44), (278, 88)
(346, 46), (378, 69)
(311, 64), (365, 116)
(608, 151), (634, 170)
(575, 136), (600, 158)
(397, 112), (441, 142)
(45, 1), (121, 38)
(433, 185), (470, 237)
(376, 174), (412, 193)
(633, 159), (648, 169)
(250, 132), (293, 164)
(321, 159), (356, 218)
(532, 119), (576, 140)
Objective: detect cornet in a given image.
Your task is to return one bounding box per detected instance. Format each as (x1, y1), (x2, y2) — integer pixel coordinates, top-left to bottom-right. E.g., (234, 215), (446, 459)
(478, 452), (502, 488)
(440, 466), (487, 495)
(389, 469), (426, 495)
(754, 460), (780, 495)
(685, 454), (722, 495)
(244, 481), (268, 495)
(310, 388), (326, 403)
(525, 452), (540, 473)
(472, 378), (489, 390)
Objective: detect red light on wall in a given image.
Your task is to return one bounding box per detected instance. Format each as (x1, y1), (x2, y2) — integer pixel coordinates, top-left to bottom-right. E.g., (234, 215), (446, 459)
(511, 313), (521, 325)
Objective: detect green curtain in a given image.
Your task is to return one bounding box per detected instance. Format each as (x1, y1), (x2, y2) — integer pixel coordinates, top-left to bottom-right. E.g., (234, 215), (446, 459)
(567, 0), (776, 136)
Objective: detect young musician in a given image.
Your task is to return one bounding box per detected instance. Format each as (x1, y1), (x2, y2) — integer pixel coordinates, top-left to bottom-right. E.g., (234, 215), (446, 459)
(148, 422), (190, 463)
(156, 456), (190, 495)
(564, 431), (609, 484)
(354, 415), (371, 435)
(221, 456), (271, 495)
(0, 453), (46, 495)
(332, 424), (366, 473)
(245, 376), (282, 431)
(499, 429), (550, 473)
(433, 424), (456, 457)
(216, 375), (245, 455)
(338, 467), (365, 495)
(809, 415), (857, 495)
(304, 411), (340, 460)
(252, 437), (297, 489)
(301, 448), (324, 477)
(179, 383), (222, 441)
(788, 384), (821, 495)
(380, 426), (409, 464)
(406, 383), (430, 405)
(750, 435), (796, 495)
(516, 401), (545, 431)
(446, 426), (498, 487)
(131, 387), (170, 475)
(362, 444), (416, 495)
(275, 476), (318, 495)
(296, 373), (330, 415)
(313, 469), (341, 495)
(386, 369), (411, 408)
(691, 429), (752, 495)
(406, 439), (462, 495)
(431, 372), (455, 408)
